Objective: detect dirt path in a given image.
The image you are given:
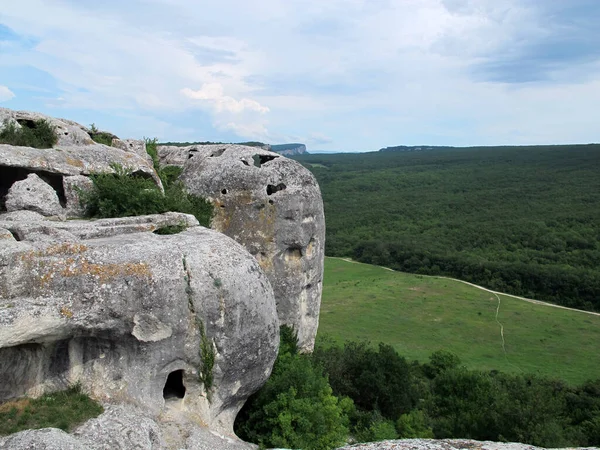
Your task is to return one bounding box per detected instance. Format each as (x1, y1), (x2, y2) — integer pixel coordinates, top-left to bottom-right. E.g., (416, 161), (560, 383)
(332, 257), (600, 318)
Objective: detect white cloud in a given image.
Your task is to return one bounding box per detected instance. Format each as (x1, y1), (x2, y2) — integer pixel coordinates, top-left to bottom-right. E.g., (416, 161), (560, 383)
(223, 121), (270, 141)
(0, 0), (598, 147)
(181, 84), (269, 114)
(0, 85), (15, 102)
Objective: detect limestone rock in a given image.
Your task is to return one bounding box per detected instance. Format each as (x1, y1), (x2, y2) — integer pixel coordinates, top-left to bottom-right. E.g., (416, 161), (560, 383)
(5, 173), (64, 217)
(0, 215), (279, 435)
(63, 175), (94, 218)
(0, 107), (94, 147)
(178, 144), (325, 352)
(157, 144), (198, 167)
(113, 138), (154, 166)
(0, 403), (258, 449)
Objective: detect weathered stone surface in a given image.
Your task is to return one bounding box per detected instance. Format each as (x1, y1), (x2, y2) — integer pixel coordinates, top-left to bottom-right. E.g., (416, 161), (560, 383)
(0, 143), (162, 189)
(0, 404), (258, 449)
(0, 216), (279, 435)
(63, 175), (94, 218)
(178, 144), (325, 352)
(0, 428), (84, 450)
(157, 144), (198, 167)
(5, 173), (64, 217)
(0, 211), (199, 242)
(0, 107), (95, 147)
(113, 138), (154, 166)
(336, 439), (599, 450)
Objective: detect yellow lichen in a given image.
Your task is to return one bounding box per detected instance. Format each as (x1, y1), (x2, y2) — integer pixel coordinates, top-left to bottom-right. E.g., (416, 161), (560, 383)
(65, 156), (85, 168)
(59, 306), (73, 318)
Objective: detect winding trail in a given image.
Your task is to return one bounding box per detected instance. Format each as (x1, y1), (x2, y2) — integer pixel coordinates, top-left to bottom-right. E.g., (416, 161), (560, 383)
(332, 257), (600, 318)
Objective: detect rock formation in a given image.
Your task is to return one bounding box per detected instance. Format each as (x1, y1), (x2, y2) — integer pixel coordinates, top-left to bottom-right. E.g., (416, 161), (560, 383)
(158, 144), (325, 352)
(0, 211), (279, 435)
(0, 107), (326, 447)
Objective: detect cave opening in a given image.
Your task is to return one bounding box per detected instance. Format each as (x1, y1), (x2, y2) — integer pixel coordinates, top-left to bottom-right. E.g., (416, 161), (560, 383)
(0, 165), (66, 211)
(163, 370), (186, 399)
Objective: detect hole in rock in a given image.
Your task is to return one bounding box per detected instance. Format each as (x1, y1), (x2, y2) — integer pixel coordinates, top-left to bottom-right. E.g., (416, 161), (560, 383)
(188, 149), (199, 159)
(241, 160), (250, 166)
(284, 246), (303, 262)
(0, 165), (66, 211)
(210, 148), (226, 158)
(252, 154), (278, 168)
(268, 199), (274, 205)
(266, 183), (286, 196)
(16, 119), (37, 129)
(221, 188), (227, 195)
(163, 370), (186, 399)
(8, 229), (21, 241)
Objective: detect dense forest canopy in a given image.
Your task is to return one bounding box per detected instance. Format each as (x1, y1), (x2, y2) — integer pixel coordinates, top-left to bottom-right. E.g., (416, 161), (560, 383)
(293, 144), (600, 311)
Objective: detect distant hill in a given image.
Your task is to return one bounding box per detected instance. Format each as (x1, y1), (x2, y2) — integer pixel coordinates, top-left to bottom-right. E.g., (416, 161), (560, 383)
(380, 145), (455, 152)
(271, 143), (307, 156)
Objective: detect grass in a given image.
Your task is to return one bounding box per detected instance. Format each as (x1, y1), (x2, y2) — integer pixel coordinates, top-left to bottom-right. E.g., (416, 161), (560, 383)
(317, 257), (600, 385)
(0, 384), (103, 436)
(0, 119), (58, 149)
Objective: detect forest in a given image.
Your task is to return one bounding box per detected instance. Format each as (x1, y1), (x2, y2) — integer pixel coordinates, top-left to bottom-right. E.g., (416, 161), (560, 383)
(293, 145), (600, 312)
(234, 327), (600, 450)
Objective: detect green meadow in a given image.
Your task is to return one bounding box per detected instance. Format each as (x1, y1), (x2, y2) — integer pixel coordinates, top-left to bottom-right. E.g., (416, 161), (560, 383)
(317, 257), (600, 385)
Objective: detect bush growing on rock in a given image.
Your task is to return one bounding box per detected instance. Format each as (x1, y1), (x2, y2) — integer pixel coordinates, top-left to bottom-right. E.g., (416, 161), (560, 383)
(81, 164), (213, 225)
(0, 119), (58, 148)
(234, 326), (352, 450)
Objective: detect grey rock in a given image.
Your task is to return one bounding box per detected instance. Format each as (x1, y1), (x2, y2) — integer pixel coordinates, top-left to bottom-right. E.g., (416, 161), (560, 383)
(113, 138), (154, 166)
(157, 144), (198, 167)
(0, 428), (84, 450)
(0, 227), (15, 241)
(0, 107), (95, 147)
(0, 143), (162, 191)
(0, 219), (279, 435)
(179, 144), (325, 352)
(0, 211), (199, 242)
(5, 173), (64, 217)
(63, 175), (94, 218)
(0, 403), (258, 449)
(74, 404), (165, 449)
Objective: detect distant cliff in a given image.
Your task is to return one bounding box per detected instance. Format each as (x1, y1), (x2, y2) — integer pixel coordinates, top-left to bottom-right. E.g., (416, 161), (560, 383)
(379, 145), (455, 152)
(271, 143), (307, 156)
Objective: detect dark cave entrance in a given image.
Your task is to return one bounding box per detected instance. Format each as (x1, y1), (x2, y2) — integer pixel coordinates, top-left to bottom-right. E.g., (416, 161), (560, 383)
(163, 370), (186, 399)
(0, 165), (66, 211)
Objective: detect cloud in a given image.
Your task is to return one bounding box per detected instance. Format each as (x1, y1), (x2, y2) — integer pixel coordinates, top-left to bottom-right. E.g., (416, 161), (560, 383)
(0, 85), (15, 102)
(0, 0), (599, 148)
(181, 84), (269, 114)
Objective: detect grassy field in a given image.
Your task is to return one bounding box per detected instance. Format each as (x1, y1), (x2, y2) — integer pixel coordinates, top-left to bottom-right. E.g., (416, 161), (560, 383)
(317, 257), (600, 385)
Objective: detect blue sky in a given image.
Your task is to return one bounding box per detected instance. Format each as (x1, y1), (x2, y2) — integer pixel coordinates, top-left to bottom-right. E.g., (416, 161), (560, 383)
(1, 0), (599, 151)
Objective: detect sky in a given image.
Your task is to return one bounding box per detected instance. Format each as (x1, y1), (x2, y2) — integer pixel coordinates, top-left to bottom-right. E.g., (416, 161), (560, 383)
(1, 0), (599, 152)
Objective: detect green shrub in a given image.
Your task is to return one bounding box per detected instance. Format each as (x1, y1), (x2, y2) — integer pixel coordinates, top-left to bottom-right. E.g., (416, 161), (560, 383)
(145, 137), (160, 170)
(89, 123), (115, 146)
(0, 119), (58, 149)
(0, 384), (103, 436)
(154, 223), (187, 235)
(353, 414), (398, 443)
(235, 326), (352, 450)
(396, 410), (434, 438)
(313, 341), (417, 420)
(81, 164), (213, 226)
(160, 166), (184, 187)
